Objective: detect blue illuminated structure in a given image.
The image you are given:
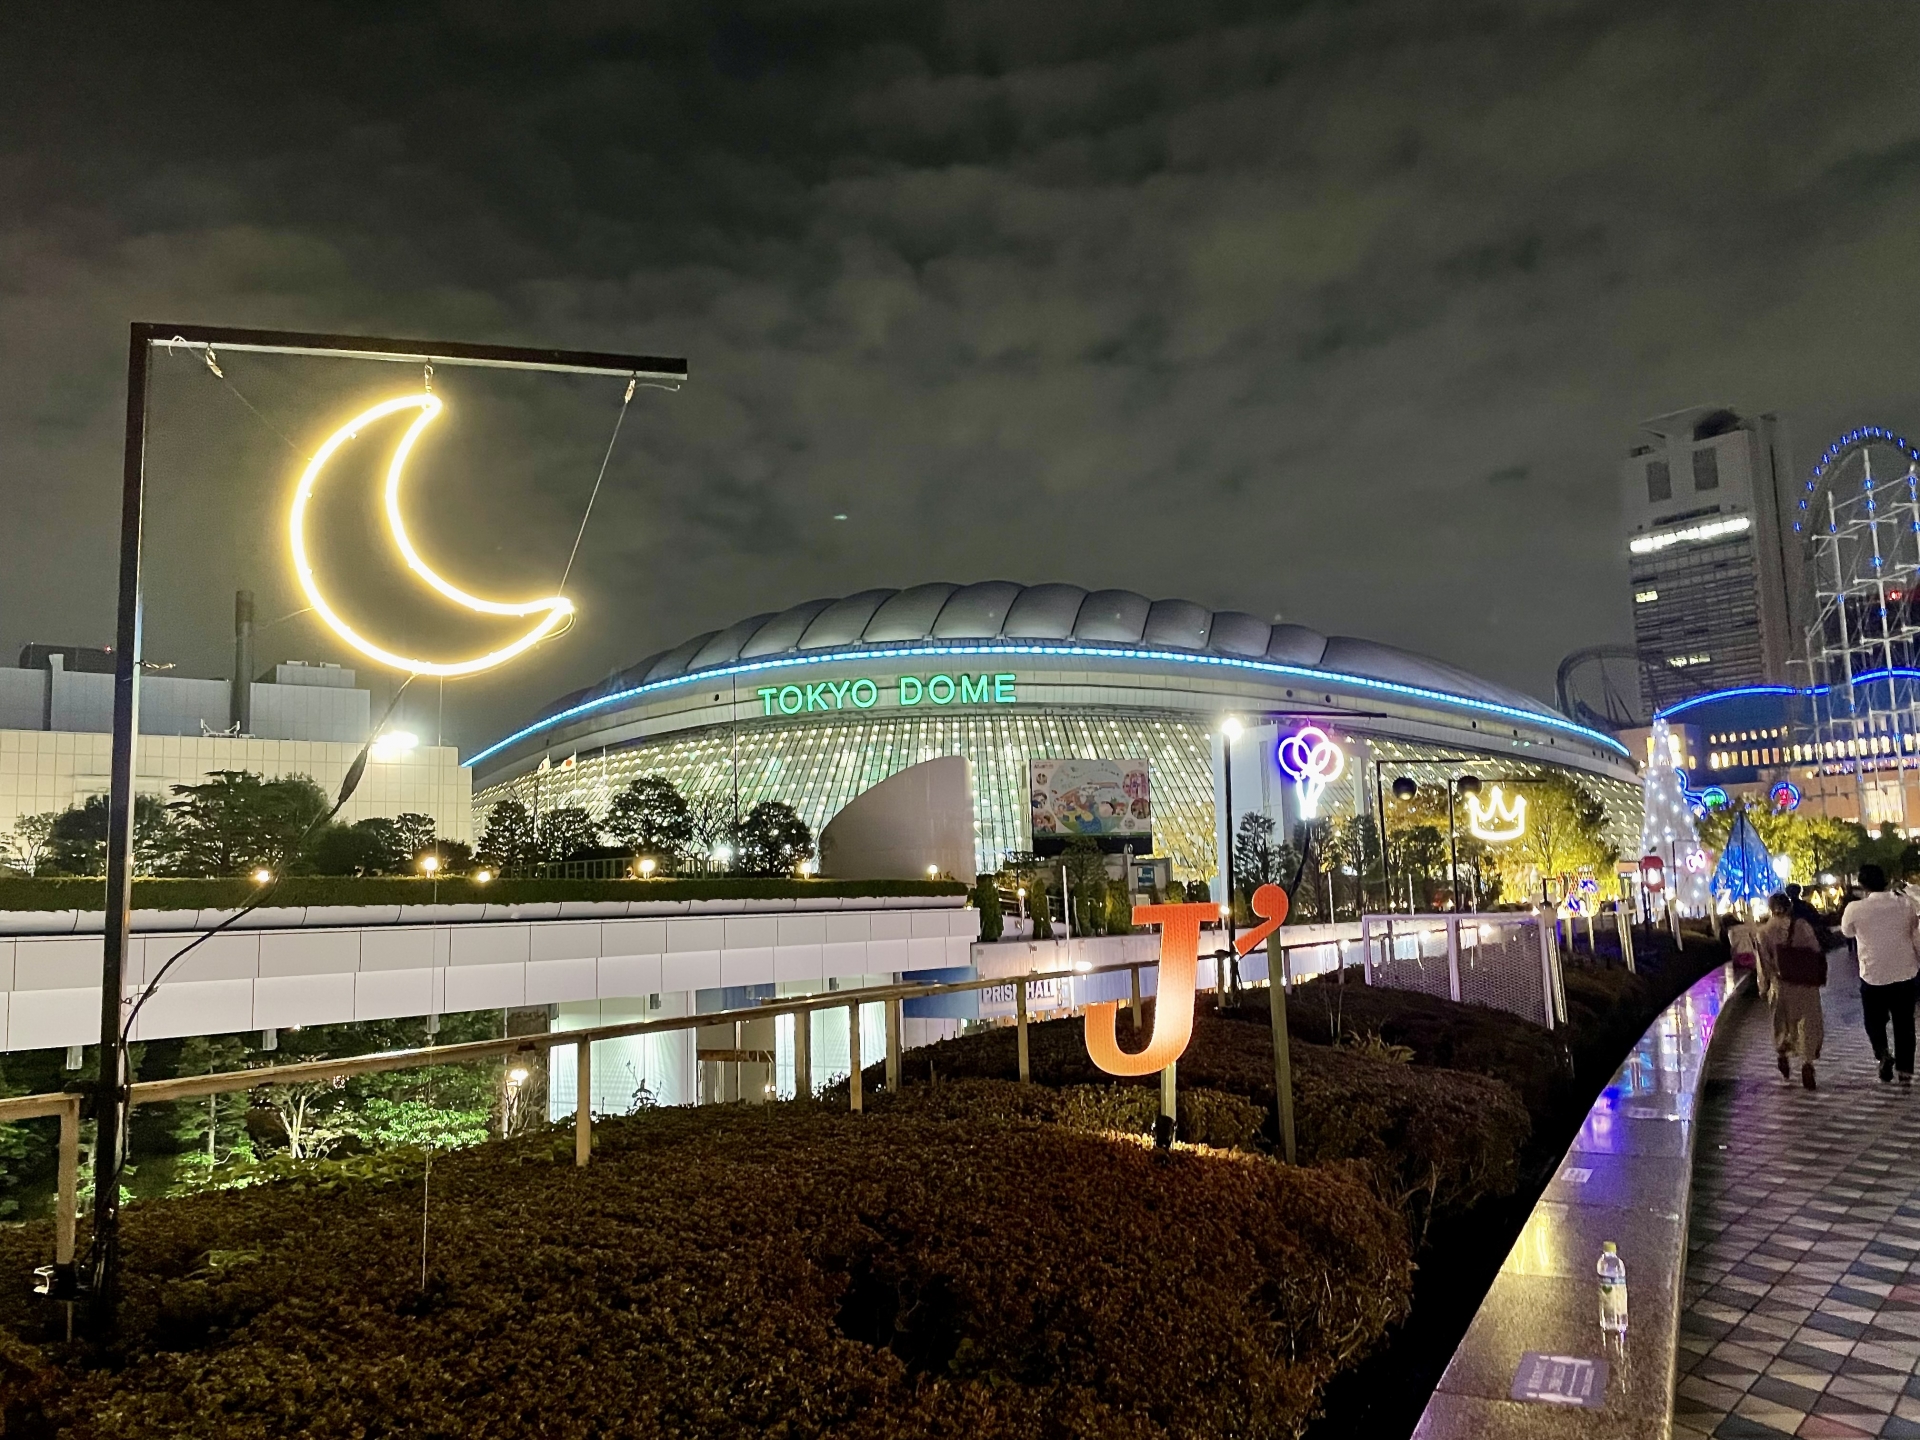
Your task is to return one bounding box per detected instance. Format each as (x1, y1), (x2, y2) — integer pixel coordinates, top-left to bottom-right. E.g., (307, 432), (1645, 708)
(1711, 811), (1776, 908)
(471, 639), (1630, 770)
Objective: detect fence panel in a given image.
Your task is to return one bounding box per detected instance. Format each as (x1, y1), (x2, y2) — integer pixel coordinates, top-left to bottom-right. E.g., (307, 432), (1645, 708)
(1360, 914), (1555, 1029)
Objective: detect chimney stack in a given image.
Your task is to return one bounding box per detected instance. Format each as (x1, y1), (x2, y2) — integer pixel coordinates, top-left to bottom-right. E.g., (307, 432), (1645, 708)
(232, 590), (255, 734)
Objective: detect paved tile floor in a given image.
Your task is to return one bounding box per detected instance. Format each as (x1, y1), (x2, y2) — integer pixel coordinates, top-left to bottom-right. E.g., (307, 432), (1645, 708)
(1678, 944), (1920, 1440)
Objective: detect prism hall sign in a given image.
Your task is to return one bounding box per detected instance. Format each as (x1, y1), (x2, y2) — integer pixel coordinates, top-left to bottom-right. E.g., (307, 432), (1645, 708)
(290, 393), (574, 677)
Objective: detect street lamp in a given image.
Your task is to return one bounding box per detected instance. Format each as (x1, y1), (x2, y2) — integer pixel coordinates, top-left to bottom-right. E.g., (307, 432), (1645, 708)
(252, 868), (273, 885)
(1220, 718), (1242, 998)
(637, 857), (656, 879)
(1389, 775), (1416, 911)
(474, 869), (493, 885)
(419, 853), (440, 876)
(1449, 775), (1481, 913)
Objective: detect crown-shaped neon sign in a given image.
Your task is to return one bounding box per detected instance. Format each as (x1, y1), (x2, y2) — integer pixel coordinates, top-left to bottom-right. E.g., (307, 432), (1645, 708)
(1465, 784), (1527, 843)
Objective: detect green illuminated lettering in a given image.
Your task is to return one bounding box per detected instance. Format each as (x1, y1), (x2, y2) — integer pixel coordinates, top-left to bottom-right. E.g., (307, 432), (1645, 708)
(851, 678), (878, 708)
(827, 679), (851, 708)
(994, 673), (1016, 703)
(959, 673), (988, 704)
(804, 682), (828, 711)
(899, 676), (923, 706)
(928, 674), (956, 705)
(757, 687), (779, 716)
(778, 684), (804, 715)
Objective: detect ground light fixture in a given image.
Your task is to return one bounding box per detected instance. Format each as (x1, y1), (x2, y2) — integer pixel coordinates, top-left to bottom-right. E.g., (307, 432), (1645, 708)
(926, 864), (939, 879)
(251, 868), (272, 885)
(419, 854), (440, 875)
(474, 869), (493, 884)
(637, 857), (656, 879)
(712, 844), (733, 869)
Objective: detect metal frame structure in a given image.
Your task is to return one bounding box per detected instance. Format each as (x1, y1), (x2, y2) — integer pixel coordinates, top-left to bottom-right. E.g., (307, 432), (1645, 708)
(1796, 429), (1920, 828)
(87, 323), (687, 1325)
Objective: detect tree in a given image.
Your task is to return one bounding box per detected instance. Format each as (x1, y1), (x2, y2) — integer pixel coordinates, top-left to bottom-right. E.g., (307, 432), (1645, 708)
(536, 806), (600, 862)
(686, 792), (736, 865)
(1, 812), (57, 876)
(305, 817), (408, 876)
(1232, 813), (1280, 898)
(1062, 837), (1109, 936)
(973, 874), (1004, 941)
(603, 775), (694, 865)
(394, 812), (438, 862)
(164, 771), (328, 876)
(45, 793), (175, 875)
(1500, 774), (1614, 900)
(477, 800), (537, 869)
(168, 1035), (255, 1191)
(734, 801), (814, 876)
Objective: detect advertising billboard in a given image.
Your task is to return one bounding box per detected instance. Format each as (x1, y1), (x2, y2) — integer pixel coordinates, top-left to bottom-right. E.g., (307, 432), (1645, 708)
(1029, 758), (1152, 850)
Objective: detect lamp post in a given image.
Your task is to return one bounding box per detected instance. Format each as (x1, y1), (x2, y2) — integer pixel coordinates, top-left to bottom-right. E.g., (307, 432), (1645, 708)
(1389, 775), (1417, 910)
(1448, 774), (1481, 913)
(1221, 718), (1242, 996)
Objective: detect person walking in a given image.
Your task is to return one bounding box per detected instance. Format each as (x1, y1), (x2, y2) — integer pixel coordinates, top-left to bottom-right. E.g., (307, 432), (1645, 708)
(1758, 891), (1827, 1089)
(1839, 863), (1919, 1085)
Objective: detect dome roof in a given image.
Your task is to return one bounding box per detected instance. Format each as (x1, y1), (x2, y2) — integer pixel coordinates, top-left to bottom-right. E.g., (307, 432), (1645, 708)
(544, 583), (1560, 724)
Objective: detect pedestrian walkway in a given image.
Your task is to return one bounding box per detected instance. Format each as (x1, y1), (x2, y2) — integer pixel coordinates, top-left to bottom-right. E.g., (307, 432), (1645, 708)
(1677, 943), (1920, 1439)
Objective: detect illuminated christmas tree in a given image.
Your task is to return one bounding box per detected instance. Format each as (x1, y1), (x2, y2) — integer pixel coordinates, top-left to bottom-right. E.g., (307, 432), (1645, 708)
(1640, 719), (1712, 915)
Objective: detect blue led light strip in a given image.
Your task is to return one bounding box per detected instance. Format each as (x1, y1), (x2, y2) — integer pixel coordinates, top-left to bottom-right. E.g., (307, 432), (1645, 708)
(464, 642), (1631, 770)
(1654, 669), (1920, 720)
(1793, 425), (1920, 534)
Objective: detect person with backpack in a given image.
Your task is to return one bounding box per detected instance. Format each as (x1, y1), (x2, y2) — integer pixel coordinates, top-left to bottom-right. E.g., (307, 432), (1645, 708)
(1840, 863), (1920, 1085)
(1759, 890), (1827, 1089)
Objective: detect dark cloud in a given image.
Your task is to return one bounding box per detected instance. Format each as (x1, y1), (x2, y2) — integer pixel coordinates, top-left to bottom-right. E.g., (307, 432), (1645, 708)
(3, 1), (1920, 750)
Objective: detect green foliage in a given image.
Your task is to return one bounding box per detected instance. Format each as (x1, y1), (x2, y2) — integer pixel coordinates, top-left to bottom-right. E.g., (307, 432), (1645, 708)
(164, 771), (329, 877)
(477, 798), (537, 868)
(1, 811), (58, 877)
(1496, 773), (1615, 892)
(1027, 877), (1053, 938)
(972, 874), (1003, 941)
(335, 1098), (489, 1152)
(0, 874), (967, 911)
(602, 775), (694, 864)
(0, 1106), (1411, 1439)
(1700, 800), (1878, 885)
(732, 799), (814, 875)
(1233, 811), (1281, 895)
(1104, 881), (1133, 934)
(1061, 838), (1108, 935)
(303, 816), (408, 875)
(535, 805), (600, 861)
(43, 793), (173, 876)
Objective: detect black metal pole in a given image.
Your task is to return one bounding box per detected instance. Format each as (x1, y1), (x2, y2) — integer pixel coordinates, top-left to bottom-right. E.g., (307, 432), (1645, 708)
(1374, 760), (1390, 913)
(1222, 730), (1237, 997)
(1446, 778), (1459, 914)
(89, 327), (151, 1326)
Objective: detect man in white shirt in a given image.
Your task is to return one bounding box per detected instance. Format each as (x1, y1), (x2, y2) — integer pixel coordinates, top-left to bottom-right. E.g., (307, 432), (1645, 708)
(1840, 864), (1920, 1083)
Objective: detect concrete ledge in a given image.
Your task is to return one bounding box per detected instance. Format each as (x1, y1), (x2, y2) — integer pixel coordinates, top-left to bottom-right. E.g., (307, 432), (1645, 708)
(1413, 962), (1744, 1439)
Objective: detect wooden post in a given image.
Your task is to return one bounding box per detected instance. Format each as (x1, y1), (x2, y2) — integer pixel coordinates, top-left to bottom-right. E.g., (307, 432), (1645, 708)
(574, 1039), (592, 1168)
(1015, 977), (1030, 1083)
(1266, 936), (1296, 1165)
(884, 998), (901, 1092)
(794, 1009), (812, 1100)
(1129, 964), (1142, 1029)
(847, 1003), (863, 1113)
(56, 1096), (78, 1266)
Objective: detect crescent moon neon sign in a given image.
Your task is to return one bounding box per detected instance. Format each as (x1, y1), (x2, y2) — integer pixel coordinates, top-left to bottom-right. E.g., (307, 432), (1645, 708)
(288, 393), (574, 678)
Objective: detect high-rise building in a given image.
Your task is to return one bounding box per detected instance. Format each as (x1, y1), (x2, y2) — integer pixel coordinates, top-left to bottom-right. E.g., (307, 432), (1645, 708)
(1622, 408), (1798, 714)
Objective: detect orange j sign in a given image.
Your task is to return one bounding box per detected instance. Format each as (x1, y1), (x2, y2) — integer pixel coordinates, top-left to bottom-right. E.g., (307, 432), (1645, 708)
(1084, 883), (1289, 1077)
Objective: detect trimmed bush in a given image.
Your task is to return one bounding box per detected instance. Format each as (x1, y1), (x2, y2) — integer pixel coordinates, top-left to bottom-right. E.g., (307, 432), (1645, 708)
(0, 1104), (1411, 1439)
(873, 1078), (1265, 1151)
(880, 1009), (1531, 1219)
(0, 874), (965, 912)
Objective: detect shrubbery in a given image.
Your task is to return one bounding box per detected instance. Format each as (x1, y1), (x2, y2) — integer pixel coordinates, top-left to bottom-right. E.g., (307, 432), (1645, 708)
(0, 1105), (1411, 1439)
(875, 1006), (1531, 1222)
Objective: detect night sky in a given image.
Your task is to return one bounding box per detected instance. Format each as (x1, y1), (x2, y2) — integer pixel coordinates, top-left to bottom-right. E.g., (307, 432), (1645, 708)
(4, 3), (1920, 752)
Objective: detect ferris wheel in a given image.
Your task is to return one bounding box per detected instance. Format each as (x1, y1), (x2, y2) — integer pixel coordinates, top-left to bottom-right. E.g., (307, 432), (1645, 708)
(1798, 425), (1920, 824)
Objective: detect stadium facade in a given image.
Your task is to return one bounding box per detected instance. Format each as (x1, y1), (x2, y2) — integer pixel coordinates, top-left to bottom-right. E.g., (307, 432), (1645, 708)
(469, 583), (1642, 879)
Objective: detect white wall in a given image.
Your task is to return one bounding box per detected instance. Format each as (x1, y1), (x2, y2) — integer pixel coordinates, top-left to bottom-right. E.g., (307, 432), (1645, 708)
(0, 729), (471, 844)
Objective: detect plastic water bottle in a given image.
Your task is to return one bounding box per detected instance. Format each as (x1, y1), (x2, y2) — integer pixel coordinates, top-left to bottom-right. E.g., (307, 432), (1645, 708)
(1597, 1242), (1628, 1336)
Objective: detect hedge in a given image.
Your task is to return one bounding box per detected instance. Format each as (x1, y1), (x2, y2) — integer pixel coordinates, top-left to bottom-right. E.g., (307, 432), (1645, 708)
(877, 1008), (1531, 1221)
(0, 1105), (1411, 1439)
(0, 874), (967, 912)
